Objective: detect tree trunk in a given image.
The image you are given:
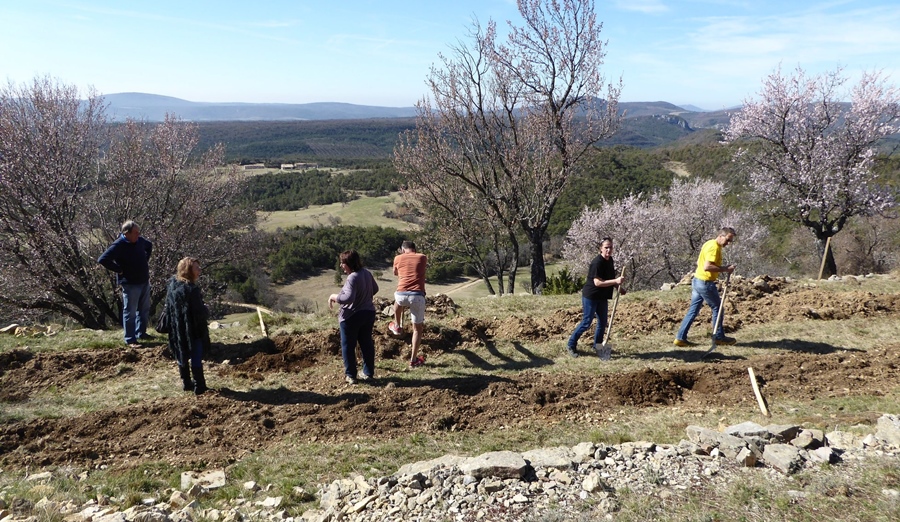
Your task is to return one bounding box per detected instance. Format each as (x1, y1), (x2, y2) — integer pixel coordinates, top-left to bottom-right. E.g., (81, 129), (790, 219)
(816, 235), (837, 277)
(530, 235), (546, 295)
(481, 275), (496, 295)
(506, 233), (519, 295)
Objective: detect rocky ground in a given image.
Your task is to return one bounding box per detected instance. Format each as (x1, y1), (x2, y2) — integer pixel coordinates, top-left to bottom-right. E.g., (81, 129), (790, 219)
(1, 275), (900, 521)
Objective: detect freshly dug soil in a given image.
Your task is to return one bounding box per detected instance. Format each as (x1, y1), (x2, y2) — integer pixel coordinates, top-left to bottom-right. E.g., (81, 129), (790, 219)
(2, 276), (898, 470)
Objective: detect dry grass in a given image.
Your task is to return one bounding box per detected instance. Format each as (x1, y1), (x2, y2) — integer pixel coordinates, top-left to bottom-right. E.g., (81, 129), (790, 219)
(3, 276), (900, 521)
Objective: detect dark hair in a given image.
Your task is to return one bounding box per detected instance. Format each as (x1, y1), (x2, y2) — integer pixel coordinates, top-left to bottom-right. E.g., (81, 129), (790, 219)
(401, 240), (416, 252)
(599, 237), (613, 247)
(121, 220), (138, 234)
(340, 250), (363, 272)
(718, 227), (737, 237)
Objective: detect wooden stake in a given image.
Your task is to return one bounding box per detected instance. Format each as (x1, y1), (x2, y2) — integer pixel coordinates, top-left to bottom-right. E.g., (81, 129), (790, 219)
(257, 307), (269, 338)
(748, 367), (770, 417)
(817, 236), (833, 280)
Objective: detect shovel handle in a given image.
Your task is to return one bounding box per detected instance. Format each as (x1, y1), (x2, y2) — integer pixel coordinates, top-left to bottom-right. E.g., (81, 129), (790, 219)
(712, 271), (731, 337)
(602, 265), (627, 345)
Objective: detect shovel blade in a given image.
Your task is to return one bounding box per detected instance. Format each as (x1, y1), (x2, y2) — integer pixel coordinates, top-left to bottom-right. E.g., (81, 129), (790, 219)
(701, 340), (717, 359)
(594, 342), (612, 361)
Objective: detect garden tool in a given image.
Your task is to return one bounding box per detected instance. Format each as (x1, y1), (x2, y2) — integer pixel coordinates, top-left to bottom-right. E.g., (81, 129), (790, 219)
(702, 271), (732, 359)
(596, 265), (626, 361)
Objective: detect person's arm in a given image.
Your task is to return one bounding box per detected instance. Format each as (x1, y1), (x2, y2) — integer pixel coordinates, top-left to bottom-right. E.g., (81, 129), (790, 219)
(189, 285), (209, 331)
(97, 242), (121, 273)
(702, 261), (735, 273)
(593, 276), (624, 288)
(145, 238), (153, 260)
(591, 258), (622, 288)
(331, 273), (356, 308)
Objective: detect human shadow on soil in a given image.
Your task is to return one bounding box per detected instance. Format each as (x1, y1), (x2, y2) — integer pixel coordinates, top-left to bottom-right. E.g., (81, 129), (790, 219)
(743, 339), (865, 355)
(626, 348), (746, 363)
(217, 385), (372, 406)
(207, 337), (278, 364)
(446, 340), (553, 371)
(389, 373), (513, 396)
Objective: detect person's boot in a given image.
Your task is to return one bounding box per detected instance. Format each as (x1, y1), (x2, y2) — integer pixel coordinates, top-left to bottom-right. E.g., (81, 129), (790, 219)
(179, 366), (194, 392)
(192, 365), (208, 395)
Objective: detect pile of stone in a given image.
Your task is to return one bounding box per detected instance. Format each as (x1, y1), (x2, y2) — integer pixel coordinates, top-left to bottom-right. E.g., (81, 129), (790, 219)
(301, 414), (900, 521)
(2, 416), (898, 522)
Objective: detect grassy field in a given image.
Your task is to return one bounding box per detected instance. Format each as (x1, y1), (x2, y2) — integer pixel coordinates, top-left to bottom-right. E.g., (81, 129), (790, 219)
(257, 193), (418, 232)
(272, 264), (552, 312)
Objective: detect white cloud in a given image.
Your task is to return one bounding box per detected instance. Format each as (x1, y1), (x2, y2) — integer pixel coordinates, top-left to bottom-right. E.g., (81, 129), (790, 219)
(613, 0), (669, 15)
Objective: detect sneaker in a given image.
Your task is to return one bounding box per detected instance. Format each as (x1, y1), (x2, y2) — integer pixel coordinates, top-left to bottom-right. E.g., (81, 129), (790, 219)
(714, 335), (737, 345)
(359, 374), (374, 381)
(388, 322), (402, 336)
(673, 339), (697, 347)
(409, 355), (425, 368)
(345, 376), (357, 385)
(566, 346), (579, 358)
(126, 343), (141, 349)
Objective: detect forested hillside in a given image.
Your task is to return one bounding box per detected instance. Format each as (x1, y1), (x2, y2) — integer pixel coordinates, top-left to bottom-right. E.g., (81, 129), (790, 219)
(196, 109), (729, 164)
(196, 119), (416, 163)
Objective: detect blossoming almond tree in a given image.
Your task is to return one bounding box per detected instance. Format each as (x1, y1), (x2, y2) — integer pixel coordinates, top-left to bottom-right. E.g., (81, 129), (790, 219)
(0, 77), (255, 328)
(563, 178), (767, 290)
(726, 66), (900, 276)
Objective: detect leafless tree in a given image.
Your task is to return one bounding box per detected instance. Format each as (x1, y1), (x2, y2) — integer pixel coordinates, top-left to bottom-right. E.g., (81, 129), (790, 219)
(395, 0), (621, 294)
(415, 175), (518, 295)
(0, 77), (256, 327)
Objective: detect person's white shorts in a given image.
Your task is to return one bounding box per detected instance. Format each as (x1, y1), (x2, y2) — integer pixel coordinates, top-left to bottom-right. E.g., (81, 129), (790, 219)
(394, 293), (426, 324)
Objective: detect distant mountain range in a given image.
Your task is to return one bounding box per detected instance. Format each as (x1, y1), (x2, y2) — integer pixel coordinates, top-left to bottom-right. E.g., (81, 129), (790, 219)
(102, 93), (420, 122)
(101, 93), (734, 128)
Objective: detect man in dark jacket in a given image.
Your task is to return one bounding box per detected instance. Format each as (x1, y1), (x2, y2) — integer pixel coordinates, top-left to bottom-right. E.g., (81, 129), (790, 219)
(98, 220), (153, 347)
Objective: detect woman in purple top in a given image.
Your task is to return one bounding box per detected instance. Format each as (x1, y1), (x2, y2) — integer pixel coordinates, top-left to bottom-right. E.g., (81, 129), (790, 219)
(329, 250), (379, 384)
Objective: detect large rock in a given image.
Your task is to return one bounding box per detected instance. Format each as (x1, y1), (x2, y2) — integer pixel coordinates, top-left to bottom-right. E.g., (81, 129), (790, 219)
(725, 421), (768, 439)
(180, 469), (226, 491)
(762, 444), (804, 474)
(395, 455), (471, 477)
(875, 414), (900, 446)
(790, 429), (824, 449)
(458, 451), (529, 479)
(765, 424), (801, 442)
(686, 426), (747, 458)
(521, 446), (575, 470)
(826, 430), (863, 450)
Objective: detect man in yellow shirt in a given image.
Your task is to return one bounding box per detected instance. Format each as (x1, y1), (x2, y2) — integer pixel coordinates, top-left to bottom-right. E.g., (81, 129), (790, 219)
(674, 227), (737, 347)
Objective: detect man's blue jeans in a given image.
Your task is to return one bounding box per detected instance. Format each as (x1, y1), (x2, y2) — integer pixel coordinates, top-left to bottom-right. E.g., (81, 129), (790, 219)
(121, 282), (151, 344)
(676, 278), (724, 341)
(339, 310), (376, 379)
(568, 296), (608, 349)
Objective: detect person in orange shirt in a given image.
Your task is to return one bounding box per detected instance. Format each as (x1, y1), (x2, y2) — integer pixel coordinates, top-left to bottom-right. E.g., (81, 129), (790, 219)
(674, 227), (737, 347)
(390, 240), (427, 368)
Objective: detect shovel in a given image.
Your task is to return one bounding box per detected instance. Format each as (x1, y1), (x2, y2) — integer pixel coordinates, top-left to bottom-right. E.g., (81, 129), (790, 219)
(701, 272), (731, 359)
(596, 266), (626, 361)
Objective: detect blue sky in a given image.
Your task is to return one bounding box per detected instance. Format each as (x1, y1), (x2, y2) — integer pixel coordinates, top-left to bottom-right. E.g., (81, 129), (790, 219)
(2, 0), (898, 110)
